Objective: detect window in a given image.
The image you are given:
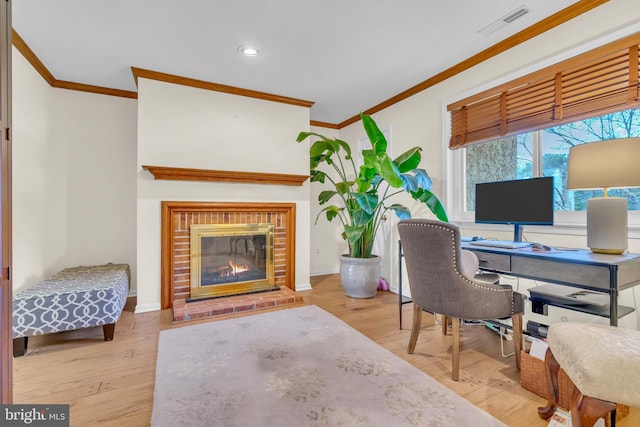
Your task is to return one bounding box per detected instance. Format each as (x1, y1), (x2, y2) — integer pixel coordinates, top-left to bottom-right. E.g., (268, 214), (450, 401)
(461, 108), (640, 219)
(446, 31), (640, 229)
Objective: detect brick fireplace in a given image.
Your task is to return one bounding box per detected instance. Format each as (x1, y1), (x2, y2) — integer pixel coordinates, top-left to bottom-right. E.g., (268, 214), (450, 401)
(161, 201), (302, 321)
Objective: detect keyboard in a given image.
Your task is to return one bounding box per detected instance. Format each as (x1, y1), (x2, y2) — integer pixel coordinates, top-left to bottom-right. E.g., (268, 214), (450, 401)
(469, 240), (531, 249)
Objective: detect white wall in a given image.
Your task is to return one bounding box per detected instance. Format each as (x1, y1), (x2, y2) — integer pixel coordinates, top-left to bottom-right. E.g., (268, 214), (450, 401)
(12, 47), (138, 292)
(135, 78), (311, 312)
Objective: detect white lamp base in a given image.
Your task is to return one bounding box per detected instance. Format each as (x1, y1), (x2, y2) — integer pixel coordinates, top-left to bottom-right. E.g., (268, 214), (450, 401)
(587, 197), (628, 254)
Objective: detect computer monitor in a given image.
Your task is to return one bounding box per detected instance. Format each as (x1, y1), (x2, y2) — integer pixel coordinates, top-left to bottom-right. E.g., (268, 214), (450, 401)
(475, 177), (554, 242)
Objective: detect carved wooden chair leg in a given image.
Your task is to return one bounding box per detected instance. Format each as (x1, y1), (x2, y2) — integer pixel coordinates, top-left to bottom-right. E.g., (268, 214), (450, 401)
(571, 388), (617, 427)
(538, 347), (560, 420)
(407, 303), (422, 354)
(452, 316), (460, 381)
(441, 315), (448, 335)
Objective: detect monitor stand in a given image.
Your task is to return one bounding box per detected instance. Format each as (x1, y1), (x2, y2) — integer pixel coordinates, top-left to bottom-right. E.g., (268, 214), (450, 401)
(513, 224), (524, 243)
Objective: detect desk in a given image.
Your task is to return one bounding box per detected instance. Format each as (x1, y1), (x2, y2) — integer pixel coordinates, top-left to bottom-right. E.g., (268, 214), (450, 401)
(398, 241), (640, 327)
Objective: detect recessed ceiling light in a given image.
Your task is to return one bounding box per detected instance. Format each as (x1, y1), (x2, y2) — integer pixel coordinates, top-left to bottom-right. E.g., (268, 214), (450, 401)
(238, 45), (259, 56)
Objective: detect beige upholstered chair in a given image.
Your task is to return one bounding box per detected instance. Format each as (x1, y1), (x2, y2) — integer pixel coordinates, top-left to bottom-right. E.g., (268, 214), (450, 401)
(397, 219), (524, 381)
(538, 322), (640, 427)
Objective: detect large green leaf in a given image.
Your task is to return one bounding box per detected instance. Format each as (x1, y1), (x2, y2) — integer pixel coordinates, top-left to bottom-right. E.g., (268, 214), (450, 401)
(394, 147), (422, 173)
(361, 149), (378, 168)
(296, 131), (314, 142)
(387, 203), (411, 220)
(310, 170), (327, 183)
(355, 192), (379, 215)
(297, 131), (336, 143)
(411, 189), (449, 222)
(314, 205), (341, 225)
(309, 140), (335, 158)
(335, 139), (353, 160)
(356, 165), (376, 192)
(378, 154), (402, 188)
(352, 208), (374, 227)
(360, 113), (387, 155)
(344, 224), (365, 245)
(335, 181), (354, 194)
(317, 190), (337, 205)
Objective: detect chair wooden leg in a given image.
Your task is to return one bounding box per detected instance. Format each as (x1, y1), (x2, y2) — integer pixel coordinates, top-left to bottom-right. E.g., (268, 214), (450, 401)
(571, 389), (617, 427)
(538, 348), (560, 420)
(441, 315), (448, 335)
(452, 316), (460, 381)
(511, 313), (522, 369)
(407, 303), (422, 354)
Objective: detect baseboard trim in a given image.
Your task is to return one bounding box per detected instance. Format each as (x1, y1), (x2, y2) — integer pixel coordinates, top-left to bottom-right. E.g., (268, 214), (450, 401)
(134, 302), (161, 313)
(310, 270), (339, 276)
(295, 283), (312, 292)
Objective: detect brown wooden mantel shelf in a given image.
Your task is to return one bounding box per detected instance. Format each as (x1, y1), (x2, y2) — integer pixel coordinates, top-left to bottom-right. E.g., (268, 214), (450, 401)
(142, 165), (309, 186)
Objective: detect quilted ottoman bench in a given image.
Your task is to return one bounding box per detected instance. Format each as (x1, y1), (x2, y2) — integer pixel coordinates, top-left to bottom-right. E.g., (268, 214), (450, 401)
(12, 263), (130, 356)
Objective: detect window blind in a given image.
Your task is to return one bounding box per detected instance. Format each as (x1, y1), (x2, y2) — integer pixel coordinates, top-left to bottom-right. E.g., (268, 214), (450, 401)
(448, 32), (640, 149)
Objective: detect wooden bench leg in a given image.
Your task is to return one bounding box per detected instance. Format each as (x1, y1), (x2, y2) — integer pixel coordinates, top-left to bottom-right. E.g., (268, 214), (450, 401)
(571, 389), (617, 427)
(538, 347), (560, 420)
(103, 323), (116, 341)
(13, 337), (28, 357)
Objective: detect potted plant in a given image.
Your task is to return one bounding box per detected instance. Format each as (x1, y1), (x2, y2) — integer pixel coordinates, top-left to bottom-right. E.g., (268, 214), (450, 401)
(297, 113), (448, 298)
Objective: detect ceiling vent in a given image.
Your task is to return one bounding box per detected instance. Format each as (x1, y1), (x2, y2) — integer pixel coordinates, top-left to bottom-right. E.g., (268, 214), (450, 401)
(478, 5), (532, 36)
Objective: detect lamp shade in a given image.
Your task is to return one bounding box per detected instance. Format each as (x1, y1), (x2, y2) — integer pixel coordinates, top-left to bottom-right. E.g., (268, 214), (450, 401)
(567, 137), (640, 190)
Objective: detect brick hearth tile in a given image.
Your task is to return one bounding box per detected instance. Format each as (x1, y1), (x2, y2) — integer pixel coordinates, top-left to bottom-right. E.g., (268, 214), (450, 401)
(255, 300), (275, 308)
(275, 296), (295, 305)
(187, 310), (212, 320)
(172, 286), (304, 323)
(233, 302), (256, 312)
(210, 306), (234, 316)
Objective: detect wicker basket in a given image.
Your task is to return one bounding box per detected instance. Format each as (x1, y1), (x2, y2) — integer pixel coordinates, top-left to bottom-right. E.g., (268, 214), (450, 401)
(520, 350), (629, 422)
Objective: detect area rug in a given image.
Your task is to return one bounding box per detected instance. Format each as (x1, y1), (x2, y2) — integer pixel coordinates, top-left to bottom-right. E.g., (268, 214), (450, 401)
(150, 305), (505, 427)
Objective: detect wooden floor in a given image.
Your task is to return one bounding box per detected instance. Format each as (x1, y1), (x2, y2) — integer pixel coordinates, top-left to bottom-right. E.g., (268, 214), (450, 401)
(12, 274), (639, 426)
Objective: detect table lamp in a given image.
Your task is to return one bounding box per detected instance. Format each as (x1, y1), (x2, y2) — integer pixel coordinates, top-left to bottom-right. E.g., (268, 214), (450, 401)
(567, 137), (640, 254)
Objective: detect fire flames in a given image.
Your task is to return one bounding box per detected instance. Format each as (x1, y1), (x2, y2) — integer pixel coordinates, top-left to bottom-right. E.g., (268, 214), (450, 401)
(228, 260), (249, 274)
(211, 259), (250, 278)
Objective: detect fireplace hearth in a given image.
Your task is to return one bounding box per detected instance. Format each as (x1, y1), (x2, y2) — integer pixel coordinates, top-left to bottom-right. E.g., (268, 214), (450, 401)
(160, 201), (299, 322)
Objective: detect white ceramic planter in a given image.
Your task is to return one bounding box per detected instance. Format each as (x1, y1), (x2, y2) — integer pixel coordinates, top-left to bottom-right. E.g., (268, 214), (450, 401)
(339, 254), (381, 298)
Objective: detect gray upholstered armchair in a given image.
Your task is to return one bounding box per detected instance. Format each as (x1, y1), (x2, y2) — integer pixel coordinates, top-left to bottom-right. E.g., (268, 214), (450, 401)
(397, 218), (524, 381)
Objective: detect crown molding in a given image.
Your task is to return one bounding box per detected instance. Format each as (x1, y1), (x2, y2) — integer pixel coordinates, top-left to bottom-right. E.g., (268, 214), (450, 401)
(52, 80), (137, 99)
(12, 29), (138, 99)
(310, 120), (340, 129)
(131, 67), (314, 108)
(12, 29), (54, 86)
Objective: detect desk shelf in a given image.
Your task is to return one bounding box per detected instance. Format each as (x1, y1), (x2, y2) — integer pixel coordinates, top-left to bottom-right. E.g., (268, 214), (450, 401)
(530, 298), (635, 319)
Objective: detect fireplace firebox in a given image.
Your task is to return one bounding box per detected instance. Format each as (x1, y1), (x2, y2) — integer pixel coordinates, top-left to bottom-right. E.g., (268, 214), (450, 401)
(189, 223), (278, 300)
